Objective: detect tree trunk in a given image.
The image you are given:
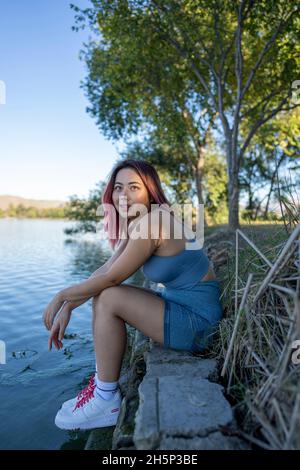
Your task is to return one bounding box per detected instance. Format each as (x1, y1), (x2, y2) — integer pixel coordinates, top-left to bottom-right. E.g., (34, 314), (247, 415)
(220, 115), (240, 231)
(263, 182), (274, 219)
(195, 143), (207, 227)
(228, 176), (240, 230)
(248, 191), (254, 219)
(263, 155), (284, 219)
(227, 141), (240, 231)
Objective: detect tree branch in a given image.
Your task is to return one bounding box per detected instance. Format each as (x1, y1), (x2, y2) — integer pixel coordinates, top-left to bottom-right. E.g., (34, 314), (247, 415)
(241, 88), (285, 119)
(232, 0), (246, 160)
(150, 0), (218, 105)
(241, 7), (299, 100)
(239, 95), (292, 159)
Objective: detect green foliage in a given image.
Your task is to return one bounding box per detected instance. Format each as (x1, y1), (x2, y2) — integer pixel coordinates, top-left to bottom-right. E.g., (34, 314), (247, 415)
(63, 181), (107, 235)
(240, 108), (300, 220)
(1, 203), (67, 219)
(71, 0), (300, 227)
(119, 141), (195, 205)
(71, 0), (218, 209)
(73, 0), (299, 143)
(203, 151), (229, 225)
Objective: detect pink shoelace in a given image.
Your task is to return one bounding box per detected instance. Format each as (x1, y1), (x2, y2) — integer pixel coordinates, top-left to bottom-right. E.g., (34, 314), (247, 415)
(73, 374), (96, 412)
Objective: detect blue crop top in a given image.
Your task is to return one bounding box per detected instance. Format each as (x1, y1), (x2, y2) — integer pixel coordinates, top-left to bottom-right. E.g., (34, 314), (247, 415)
(142, 237), (210, 290)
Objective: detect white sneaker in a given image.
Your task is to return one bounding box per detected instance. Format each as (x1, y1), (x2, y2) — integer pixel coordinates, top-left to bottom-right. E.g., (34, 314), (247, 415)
(61, 373), (96, 410)
(55, 386), (121, 430)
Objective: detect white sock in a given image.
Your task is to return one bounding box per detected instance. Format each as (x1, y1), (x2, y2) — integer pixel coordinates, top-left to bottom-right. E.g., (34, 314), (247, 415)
(96, 376), (118, 401)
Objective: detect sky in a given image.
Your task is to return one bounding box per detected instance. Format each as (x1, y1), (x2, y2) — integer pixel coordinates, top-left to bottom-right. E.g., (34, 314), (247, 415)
(0, 0), (123, 202)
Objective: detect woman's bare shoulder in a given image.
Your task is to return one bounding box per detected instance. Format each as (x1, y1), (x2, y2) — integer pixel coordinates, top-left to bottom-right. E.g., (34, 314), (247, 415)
(128, 210), (161, 248)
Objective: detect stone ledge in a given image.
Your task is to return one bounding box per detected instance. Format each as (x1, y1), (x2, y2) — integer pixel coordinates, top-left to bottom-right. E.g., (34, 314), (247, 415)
(133, 342), (250, 450)
(158, 433), (250, 450)
(146, 343), (219, 382)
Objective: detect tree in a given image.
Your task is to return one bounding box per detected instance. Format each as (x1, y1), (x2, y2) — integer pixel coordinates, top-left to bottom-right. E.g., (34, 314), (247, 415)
(64, 181), (106, 235)
(240, 108), (300, 219)
(202, 149), (228, 225)
(72, 0), (300, 229)
(120, 139), (197, 204)
(71, 0), (218, 220)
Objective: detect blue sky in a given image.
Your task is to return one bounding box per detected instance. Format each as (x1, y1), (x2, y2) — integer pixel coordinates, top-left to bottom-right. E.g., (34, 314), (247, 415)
(0, 0), (122, 201)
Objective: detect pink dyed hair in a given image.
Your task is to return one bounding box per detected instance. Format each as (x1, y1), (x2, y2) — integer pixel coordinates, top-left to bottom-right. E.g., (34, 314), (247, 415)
(101, 159), (171, 250)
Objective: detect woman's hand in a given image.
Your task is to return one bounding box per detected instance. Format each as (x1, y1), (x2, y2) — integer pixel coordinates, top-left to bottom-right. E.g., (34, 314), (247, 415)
(43, 292), (65, 331)
(48, 306), (72, 351)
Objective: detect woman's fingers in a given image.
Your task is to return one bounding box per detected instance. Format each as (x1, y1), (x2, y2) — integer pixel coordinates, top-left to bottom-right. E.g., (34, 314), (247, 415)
(58, 313), (70, 341)
(48, 333), (57, 351)
(49, 323), (60, 351)
(43, 303), (53, 330)
(44, 309), (54, 331)
(58, 318), (69, 341)
(43, 310), (49, 330)
(58, 326), (65, 342)
(48, 332), (56, 351)
(43, 294), (64, 331)
(48, 311), (70, 351)
(48, 322), (66, 351)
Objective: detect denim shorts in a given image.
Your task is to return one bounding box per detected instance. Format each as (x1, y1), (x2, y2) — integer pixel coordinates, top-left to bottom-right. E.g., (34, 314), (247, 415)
(154, 280), (223, 353)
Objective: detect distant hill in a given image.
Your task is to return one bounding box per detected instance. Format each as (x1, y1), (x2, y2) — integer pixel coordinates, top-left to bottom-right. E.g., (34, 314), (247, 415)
(0, 195), (68, 210)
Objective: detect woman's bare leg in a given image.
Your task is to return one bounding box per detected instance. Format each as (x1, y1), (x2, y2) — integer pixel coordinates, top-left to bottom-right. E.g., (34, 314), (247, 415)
(93, 296), (127, 382)
(91, 283), (156, 374)
(92, 284), (164, 382)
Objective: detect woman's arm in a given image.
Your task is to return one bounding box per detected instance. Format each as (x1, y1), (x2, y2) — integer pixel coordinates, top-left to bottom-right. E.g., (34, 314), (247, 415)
(43, 215), (160, 329)
(59, 218), (158, 303)
(59, 239), (129, 313)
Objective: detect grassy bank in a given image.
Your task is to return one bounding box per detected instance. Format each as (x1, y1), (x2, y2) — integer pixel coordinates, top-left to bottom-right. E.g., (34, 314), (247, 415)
(203, 221), (300, 450)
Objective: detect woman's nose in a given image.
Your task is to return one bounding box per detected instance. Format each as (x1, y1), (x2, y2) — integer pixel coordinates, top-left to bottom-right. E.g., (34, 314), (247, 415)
(119, 190), (129, 201)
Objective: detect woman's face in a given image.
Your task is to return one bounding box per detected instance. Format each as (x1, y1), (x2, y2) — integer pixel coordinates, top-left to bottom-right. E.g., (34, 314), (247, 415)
(112, 167), (152, 220)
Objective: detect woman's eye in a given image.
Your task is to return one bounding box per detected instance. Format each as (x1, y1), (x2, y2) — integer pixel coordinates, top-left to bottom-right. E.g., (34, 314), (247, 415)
(114, 185), (139, 191)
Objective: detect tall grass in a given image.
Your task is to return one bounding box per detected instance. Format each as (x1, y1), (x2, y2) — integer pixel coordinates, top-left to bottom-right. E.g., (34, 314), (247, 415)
(203, 200), (300, 449)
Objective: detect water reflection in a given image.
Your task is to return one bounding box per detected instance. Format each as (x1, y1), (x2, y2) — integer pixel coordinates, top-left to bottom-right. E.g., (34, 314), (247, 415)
(0, 219), (145, 449)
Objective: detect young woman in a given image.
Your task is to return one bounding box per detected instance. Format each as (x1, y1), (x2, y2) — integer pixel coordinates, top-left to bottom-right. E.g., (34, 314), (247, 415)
(43, 159), (223, 430)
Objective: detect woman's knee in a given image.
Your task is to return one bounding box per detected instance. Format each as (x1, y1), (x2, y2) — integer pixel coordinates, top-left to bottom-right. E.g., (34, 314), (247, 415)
(92, 293), (102, 311)
(92, 286), (118, 311)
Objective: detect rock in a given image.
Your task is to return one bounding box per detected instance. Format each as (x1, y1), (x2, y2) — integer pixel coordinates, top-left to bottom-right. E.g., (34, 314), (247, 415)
(133, 340), (248, 450)
(158, 433), (250, 450)
(134, 376), (236, 449)
(146, 343), (219, 381)
(158, 376), (234, 437)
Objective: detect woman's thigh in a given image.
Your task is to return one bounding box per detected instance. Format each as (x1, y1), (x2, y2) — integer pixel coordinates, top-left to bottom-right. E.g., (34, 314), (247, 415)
(92, 283), (160, 331)
(93, 284), (166, 345)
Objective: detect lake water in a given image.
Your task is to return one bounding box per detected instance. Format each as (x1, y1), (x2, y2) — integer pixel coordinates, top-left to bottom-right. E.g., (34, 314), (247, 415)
(0, 218), (144, 450)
